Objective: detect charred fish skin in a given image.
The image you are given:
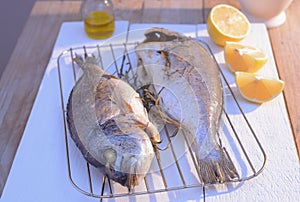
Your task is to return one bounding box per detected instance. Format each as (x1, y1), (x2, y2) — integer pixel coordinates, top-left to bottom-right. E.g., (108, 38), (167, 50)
(66, 55), (159, 189)
(135, 28), (238, 184)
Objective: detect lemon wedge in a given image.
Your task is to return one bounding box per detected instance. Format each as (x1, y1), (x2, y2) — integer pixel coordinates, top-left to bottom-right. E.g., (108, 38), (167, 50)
(235, 72), (284, 104)
(225, 42), (268, 73)
(207, 4), (250, 46)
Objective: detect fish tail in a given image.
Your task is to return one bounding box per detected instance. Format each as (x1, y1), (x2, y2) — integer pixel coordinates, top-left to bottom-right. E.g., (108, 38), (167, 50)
(73, 54), (85, 68)
(197, 147), (239, 184)
(73, 53), (100, 70)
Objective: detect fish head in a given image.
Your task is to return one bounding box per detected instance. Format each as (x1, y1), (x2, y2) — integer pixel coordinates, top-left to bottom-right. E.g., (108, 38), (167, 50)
(99, 134), (154, 189)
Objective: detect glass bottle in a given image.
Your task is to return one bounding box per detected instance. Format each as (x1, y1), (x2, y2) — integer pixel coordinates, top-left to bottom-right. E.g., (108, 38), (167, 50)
(81, 0), (115, 39)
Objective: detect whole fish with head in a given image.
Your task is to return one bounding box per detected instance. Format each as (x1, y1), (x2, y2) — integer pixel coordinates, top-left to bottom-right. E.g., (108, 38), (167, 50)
(134, 28), (238, 184)
(66, 55), (160, 190)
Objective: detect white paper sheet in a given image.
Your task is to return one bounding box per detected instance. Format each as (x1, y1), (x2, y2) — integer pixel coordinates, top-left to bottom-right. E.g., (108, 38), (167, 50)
(1, 21), (299, 202)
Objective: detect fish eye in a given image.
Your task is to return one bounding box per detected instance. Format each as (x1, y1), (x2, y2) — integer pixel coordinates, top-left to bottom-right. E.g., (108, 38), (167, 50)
(102, 148), (117, 164)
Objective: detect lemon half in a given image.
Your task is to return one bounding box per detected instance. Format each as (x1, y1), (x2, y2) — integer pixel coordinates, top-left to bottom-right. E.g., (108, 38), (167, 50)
(207, 4), (250, 46)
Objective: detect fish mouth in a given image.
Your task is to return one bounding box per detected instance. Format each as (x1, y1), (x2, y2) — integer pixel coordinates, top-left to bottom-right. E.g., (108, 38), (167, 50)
(104, 166), (140, 190)
(104, 156), (148, 190)
(105, 168), (139, 190)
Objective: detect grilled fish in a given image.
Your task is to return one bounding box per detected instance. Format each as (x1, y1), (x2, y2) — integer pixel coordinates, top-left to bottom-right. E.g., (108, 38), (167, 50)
(66, 55), (160, 189)
(135, 28), (238, 184)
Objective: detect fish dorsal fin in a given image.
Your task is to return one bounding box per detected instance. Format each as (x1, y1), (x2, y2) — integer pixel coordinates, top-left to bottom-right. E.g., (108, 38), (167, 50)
(144, 28), (187, 43)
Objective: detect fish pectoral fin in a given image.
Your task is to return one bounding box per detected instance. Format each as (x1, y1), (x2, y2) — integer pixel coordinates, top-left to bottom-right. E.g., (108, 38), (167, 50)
(102, 74), (118, 80)
(133, 115), (149, 129)
(124, 102), (134, 113)
(118, 99), (135, 114)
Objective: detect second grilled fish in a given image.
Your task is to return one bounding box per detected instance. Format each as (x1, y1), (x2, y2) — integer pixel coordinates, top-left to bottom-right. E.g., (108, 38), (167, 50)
(135, 28), (239, 184)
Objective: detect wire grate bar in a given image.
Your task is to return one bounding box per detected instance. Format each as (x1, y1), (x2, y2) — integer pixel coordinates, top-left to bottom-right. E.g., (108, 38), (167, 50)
(164, 125), (187, 187)
(100, 176), (106, 200)
(70, 48), (77, 82)
(154, 148), (169, 190)
(96, 45), (104, 70)
(86, 163), (94, 194)
(109, 44), (121, 77)
(223, 109), (257, 174)
(181, 130), (204, 184)
(144, 176), (150, 193)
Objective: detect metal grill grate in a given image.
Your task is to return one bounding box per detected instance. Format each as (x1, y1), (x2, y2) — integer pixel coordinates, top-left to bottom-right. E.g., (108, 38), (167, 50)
(57, 41), (266, 200)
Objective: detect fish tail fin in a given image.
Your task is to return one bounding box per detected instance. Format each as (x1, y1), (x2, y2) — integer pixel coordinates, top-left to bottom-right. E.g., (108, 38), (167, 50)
(73, 53), (100, 70)
(73, 54), (85, 68)
(197, 147), (239, 184)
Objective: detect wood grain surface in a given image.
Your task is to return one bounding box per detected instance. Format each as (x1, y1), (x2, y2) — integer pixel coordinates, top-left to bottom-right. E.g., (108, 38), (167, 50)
(0, 0), (299, 197)
(268, 0), (300, 158)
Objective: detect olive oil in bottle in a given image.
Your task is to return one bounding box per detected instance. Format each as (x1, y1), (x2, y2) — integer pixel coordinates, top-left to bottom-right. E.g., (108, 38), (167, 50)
(81, 0), (115, 39)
